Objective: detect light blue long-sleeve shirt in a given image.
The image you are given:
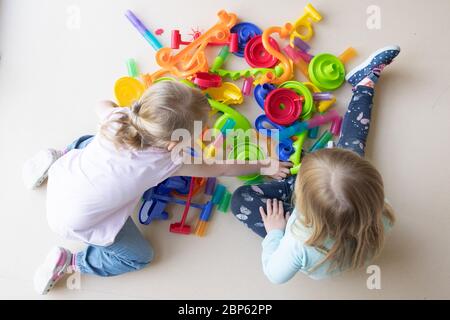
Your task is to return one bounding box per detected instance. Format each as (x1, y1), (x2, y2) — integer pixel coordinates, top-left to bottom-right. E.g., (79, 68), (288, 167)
(261, 210), (393, 284)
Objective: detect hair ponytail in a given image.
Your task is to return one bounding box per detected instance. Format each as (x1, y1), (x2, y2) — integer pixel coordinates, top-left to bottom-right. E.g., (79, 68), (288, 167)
(100, 81), (210, 151)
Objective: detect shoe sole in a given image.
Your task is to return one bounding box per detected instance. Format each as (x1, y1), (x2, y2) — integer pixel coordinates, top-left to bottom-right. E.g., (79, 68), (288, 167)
(345, 45), (401, 81)
(23, 149), (59, 189)
(34, 247), (71, 295)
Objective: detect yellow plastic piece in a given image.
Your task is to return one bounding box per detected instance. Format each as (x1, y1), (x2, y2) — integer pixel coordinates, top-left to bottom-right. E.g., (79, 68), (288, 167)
(203, 132), (224, 159)
(142, 10), (237, 85)
(204, 145), (216, 159)
(114, 77), (145, 107)
(303, 81), (336, 113)
(196, 138), (206, 151)
(338, 47), (358, 64)
(290, 3), (322, 44)
(258, 23), (294, 85)
(203, 82), (243, 105)
(317, 97), (336, 113)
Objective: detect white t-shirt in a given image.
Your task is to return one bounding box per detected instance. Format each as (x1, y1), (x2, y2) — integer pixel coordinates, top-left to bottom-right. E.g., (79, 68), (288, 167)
(46, 109), (182, 246)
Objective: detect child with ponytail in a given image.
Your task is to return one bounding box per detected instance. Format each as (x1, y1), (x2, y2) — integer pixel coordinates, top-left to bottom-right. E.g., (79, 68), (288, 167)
(23, 81), (290, 294)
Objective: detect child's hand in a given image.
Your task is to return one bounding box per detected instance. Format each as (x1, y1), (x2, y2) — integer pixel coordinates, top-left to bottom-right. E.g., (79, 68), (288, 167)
(267, 159), (292, 180)
(259, 199), (291, 233)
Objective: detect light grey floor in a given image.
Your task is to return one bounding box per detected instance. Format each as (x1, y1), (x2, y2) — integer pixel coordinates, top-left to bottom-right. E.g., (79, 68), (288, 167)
(1, 0), (449, 299)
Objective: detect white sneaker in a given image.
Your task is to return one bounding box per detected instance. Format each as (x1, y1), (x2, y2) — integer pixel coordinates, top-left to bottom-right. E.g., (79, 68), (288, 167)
(22, 149), (63, 189)
(34, 247), (72, 295)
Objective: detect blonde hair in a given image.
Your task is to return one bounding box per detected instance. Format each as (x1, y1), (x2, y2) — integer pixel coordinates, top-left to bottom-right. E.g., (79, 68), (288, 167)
(292, 148), (395, 273)
(101, 81), (210, 150)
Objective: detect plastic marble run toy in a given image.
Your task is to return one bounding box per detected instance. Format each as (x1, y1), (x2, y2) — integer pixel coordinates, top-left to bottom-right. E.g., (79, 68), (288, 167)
(138, 176), (230, 237)
(115, 3), (363, 230)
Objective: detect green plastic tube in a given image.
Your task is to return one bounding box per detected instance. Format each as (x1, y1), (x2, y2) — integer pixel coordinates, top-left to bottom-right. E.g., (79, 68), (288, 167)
(126, 58), (139, 78)
(309, 130), (333, 152)
(218, 191), (231, 213)
(211, 46), (230, 72)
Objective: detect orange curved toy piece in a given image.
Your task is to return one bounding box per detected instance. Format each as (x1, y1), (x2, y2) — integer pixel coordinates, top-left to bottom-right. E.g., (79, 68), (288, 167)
(258, 23), (294, 85)
(143, 10), (237, 86)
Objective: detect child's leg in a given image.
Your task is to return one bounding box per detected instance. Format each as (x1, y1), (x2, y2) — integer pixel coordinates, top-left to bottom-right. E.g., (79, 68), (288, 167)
(336, 86), (375, 157)
(337, 45), (400, 157)
(73, 217), (154, 276)
(33, 217), (153, 294)
(23, 135), (94, 189)
(230, 176), (296, 238)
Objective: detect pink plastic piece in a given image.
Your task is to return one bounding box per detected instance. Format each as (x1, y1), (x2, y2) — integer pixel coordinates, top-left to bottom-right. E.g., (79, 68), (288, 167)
(155, 28), (164, 35)
(307, 109), (339, 129)
(283, 45), (314, 64)
(297, 49), (313, 63)
(283, 45), (303, 64)
(192, 72), (222, 89)
(189, 27), (202, 41)
(171, 29), (205, 49)
(242, 77), (254, 96)
(171, 29), (193, 49)
(229, 33), (238, 53)
(208, 33), (239, 52)
(330, 116), (343, 136)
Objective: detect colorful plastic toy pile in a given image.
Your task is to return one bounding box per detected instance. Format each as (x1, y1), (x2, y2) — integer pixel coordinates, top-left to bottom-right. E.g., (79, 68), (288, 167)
(115, 3), (358, 236)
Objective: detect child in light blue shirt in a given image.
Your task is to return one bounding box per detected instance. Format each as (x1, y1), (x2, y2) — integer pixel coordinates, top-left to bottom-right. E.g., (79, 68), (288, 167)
(231, 46), (400, 283)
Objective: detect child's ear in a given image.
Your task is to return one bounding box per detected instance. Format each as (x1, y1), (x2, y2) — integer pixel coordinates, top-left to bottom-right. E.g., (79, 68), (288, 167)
(167, 141), (179, 151)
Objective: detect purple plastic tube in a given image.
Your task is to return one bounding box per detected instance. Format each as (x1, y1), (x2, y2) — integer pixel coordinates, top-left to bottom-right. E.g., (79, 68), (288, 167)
(125, 10), (163, 51)
(313, 92), (334, 101)
(293, 37), (311, 52)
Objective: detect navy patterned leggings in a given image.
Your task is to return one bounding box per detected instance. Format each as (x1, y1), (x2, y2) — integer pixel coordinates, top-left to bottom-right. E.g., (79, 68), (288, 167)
(231, 86), (375, 237)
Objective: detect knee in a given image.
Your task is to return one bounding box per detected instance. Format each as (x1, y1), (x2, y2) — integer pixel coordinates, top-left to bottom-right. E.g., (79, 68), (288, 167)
(138, 244), (154, 265)
(231, 185), (253, 216)
(128, 243), (154, 270)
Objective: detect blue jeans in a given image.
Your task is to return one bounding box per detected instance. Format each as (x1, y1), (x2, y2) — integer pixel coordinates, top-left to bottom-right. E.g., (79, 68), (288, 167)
(66, 135), (154, 276)
(65, 135), (94, 150)
(231, 86), (375, 237)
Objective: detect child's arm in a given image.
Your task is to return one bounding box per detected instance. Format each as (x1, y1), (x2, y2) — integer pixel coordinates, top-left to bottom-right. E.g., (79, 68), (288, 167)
(172, 159), (292, 180)
(260, 199), (303, 284)
(95, 100), (118, 120)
